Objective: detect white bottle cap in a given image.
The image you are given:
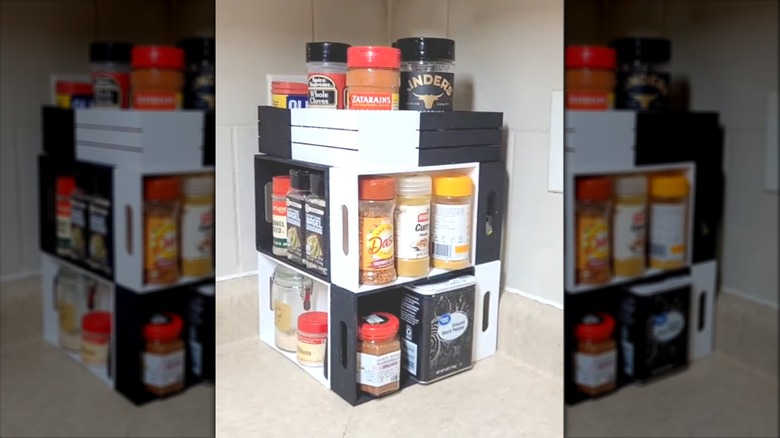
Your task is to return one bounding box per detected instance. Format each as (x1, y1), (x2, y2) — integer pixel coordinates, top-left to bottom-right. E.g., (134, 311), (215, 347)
(184, 174), (215, 196)
(614, 175), (647, 196)
(396, 174), (431, 197)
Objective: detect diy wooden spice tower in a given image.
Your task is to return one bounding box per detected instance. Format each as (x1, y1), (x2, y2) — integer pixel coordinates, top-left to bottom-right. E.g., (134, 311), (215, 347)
(38, 106), (215, 405)
(255, 106), (507, 406)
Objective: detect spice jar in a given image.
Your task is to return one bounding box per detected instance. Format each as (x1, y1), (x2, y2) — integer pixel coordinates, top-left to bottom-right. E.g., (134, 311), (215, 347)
(396, 37), (455, 112)
(81, 311), (111, 367)
(357, 312), (402, 397)
(359, 176), (397, 285)
(70, 172), (89, 263)
(144, 177), (181, 285)
(612, 175), (648, 277)
(610, 37), (671, 111)
(574, 312), (617, 396)
(286, 170), (310, 266)
(431, 175), (473, 271)
(394, 175), (431, 277)
(565, 45), (616, 110)
(177, 37), (215, 110)
(271, 81), (309, 109)
(55, 81), (92, 109)
(649, 174), (689, 270)
(297, 311), (328, 367)
(56, 176), (76, 257)
(130, 45), (185, 110)
(87, 173), (112, 275)
(181, 174), (214, 277)
(306, 42), (350, 109)
(143, 313), (185, 396)
(272, 175), (291, 256)
(576, 177), (612, 285)
(305, 173), (328, 275)
(90, 41), (132, 108)
(272, 265), (314, 352)
(346, 46), (401, 110)
(55, 267), (86, 351)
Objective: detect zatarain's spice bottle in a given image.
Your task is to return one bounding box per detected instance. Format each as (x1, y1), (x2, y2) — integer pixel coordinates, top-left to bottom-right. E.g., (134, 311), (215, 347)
(131, 45), (185, 110)
(346, 46), (401, 110)
(306, 42), (350, 109)
(396, 37), (455, 112)
(565, 45), (616, 110)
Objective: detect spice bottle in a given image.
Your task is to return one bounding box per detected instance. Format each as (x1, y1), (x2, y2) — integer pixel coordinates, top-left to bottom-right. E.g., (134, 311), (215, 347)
(55, 267), (85, 351)
(610, 37), (671, 111)
(286, 170), (310, 266)
(612, 175), (648, 277)
(271, 81), (309, 109)
(574, 312), (617, 396)
(305, 173), (328, 275)
(565, 45), (616, 110)
(87, 173), (112, 275)
(359, 176), (397, 285)
(90, 41), (133, 108)
(431, 175), (473, 271)
(306, 42), (350, 109)
(177, 37), (215, 110)
(396, 37), (455, 112)
(297, 311), (328, 367)
(272, 265), (314, 352)
(55, 81), (92, 109)
(181, 174), (214, 277)
(394, 175), (431, 277)
(130, 45), (185, 110)
(357, 312), (402, 397)
(144, 177), (181, 285)
(143, 313), (185, 396)
(576, 177), (612, 285)
(649, 174), (689, 270)
(81, 311), (111, 367)
(70, 172), (89, 263)
(346, 46), (401, 110)
(272, 175), (291, 257)
(56, 176), (76, 257)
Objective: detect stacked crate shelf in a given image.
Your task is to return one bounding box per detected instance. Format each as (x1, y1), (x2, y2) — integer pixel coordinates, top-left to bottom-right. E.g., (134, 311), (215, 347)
(255, 106), (507, 406)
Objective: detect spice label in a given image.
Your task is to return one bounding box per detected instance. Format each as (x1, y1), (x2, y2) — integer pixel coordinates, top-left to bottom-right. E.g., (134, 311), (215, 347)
(346, 91), (399, 110)
(271, 94), (308, 109)
(143, 350), (185, 388)
(286, 197), (305, 260)
(92, 72), (130, 108)
(186, 71), (215, 110)
(402, 338), (418, 375)
(305, 202), (327, 272)
(70, 198), (87, 260)
(297, 335), (327, 364)
(616, 71), (670, 110)
(58, 301), (77, 333)
(359, 217), (394, 271)
(358, 350), (401, 387)
(88, 203), (111, 273)
(565, 91), (614, 110)
(613, 204), (646, 261)
(181, 204), (214, 261)
(273, 301), (292, 332)
(81, 339), (109, 365)
(394, 204), (430, 260)
(56, 197), (72, 255)
(308, 73), (346, 109)
(145, 217), (178, 270)
(577, 216), (610, 270)
(132, 91), (182, 110)
(574, 350), (616, 388)
(649, 204), (686, 263)
(431, 203), (471, 262)
(272, 200), (288, 250)
(400, 72), (454, 112)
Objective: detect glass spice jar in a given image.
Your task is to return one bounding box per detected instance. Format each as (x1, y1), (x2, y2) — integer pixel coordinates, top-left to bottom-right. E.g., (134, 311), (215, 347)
(90, 41), (132, 108)
(357, 312), (402, 397)
(130, 45), (185, 110)
(610, 37), (672, 111)
(297, 311), (328, 367)
(306, 42), (350, 109)
(564, 45), (616, 110)
(272, 175), (291, 257)
(304, 173), (328, 275)
(612, 175), (648, 277)
(286, 170), (310, 266)
(143, 312), (185, 396)
(431, 175), (473, 271)
(574, 312), (617, 396)
(359, 176), (397, 285)
(272, 265), (314, 352)
(346, 46), (401, 110)
(394, 175), (431, 277)
(576, 177), (612, 285)
(649, 173), (689, 270)
(144, 177), (181, 285)
(81, 311), (112, 367)
(396, 37), (456, 112)
(177, 37), (215, 110)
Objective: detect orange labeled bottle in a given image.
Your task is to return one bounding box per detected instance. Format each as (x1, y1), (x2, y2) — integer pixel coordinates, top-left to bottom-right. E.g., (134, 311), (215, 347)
(576, 177), (612, 285)
(131, 46), (184, 110)
(359, 176), (397, 285)
(144, 177), (181, 285)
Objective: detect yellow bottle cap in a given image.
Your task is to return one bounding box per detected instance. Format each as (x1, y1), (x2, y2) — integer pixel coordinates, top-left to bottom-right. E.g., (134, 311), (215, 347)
(432, 175), (473, 197)
(650, 175), (689, 198)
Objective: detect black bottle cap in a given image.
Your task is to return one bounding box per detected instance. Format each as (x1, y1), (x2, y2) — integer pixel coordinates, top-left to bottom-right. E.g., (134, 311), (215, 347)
(177, 37), (216, 63)
(306, 42), (350, 64)
(395, 37), (455, 62)
(289, 169), (311, 191)
(609, 37), (671, 64)
(89, 42), (133, 63)
(309, 173), (325, 197)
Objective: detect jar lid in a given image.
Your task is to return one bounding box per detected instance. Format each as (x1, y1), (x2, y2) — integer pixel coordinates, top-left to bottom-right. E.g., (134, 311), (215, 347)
(298, 311), (328, 334)
(272, 175), (291, 195)
(272, 265), (313, 287)
(271, 81), (309, 94)
(650, 174), (688, 198)
(358, 312), (400, 341)
(145, 177), (181, 200)
(306, 42), (350, 64)
(347, 46), (401, 69)
(132, 45), (185, 70)
(396, 174), (431, 197)
(395, 37), (455, 62)
(176, 37), (215, 63)
(56, 176), (76, 195)
(90, 41), (133, 63)
(574, 312), (615, 342)
(614, 175), (647, 196)
(309, 173), (326, 197)
(183, 174), (214, 196)
(359, 176), (395, 200)
(289, 169), (311, 191)
(82, 311), (112, 334)
(565, 45), (616, 70)
(143, 312), (183, 342)
(609, 37), (671, 64)
(576, 177), (611, 200)
(56, 81), (92, 95)
(432, 175), (472, 197)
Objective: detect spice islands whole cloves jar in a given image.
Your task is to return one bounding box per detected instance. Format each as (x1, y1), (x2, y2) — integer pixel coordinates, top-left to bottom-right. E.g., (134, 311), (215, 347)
(395, 37), (455, 112)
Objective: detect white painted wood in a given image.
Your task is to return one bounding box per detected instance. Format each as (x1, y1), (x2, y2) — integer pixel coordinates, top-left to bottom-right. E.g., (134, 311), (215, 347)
(689, 260), (717, 361)
(548, 91), (564, 193)
(473, 260), (501, 362)
(765, 91), (778, 192)
(565, 110), (637, 173)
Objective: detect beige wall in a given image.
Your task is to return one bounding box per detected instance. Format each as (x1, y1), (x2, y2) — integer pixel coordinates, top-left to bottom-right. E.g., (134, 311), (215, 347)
(216, 0), (565, 306)
(0, 0), (214, 280)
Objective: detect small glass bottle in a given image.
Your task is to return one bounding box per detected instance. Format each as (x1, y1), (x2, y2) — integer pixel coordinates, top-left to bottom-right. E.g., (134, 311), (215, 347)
(357, 312), (402, 397)
(272, 176), (291, 257)
(431, 175), (473, 271)
(144, 177), (181, 285)
(346, 46), (401, 110)
(394, 175), (431, 277)
(649, 174), (689, 270)
(272, 265), (314, 352)
(396, 37), (456, 111)
(305, 173), (328, 275)
(576, 177), (612, 285)
(564, 45), (616, 110)
(612, 175), (648, 277)
(574, 312), (617, 396)
(181, 174), (215, 277)
(143, 313), (185, 396)
(306, 42), (350, 109)
(130, 45), (185, 110)
(610, 37), (671, 111)
(286, 170), (310, 266)
(359, 176), (397, 285)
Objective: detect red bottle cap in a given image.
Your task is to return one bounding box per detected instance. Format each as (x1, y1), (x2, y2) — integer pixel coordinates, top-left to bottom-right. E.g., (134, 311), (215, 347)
(298, 311), (328, 334)
(272, 176), (291, 195)
(575, 312), (615, 343)
(576, 177), (612, 200)
(347, 46), (401, 69)
(143, 312), (183, 342)
(565, 46), (616, 70)
(82, 311), (112, 334)
(56, 176), (76, 195)
(132, 45), (184, 70)
(358, 312), (400, 341)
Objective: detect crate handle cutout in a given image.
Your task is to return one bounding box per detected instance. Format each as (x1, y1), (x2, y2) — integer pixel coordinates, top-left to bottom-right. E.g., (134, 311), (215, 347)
(341, 205), (349, 256)
(125, 205), (133, 255)
(698, 290), (706, 332)
(269, 277), (274, 311)
(485, 190), (497, 236)
(339, 321), (348, 369)
(482, 291), (491, 332)
(264, 182), (272, 224)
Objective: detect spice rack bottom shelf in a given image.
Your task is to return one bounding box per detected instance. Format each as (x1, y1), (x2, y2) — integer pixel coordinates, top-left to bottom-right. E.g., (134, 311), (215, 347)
(259, 333), (330, 389)
(46, 340), (113, 387)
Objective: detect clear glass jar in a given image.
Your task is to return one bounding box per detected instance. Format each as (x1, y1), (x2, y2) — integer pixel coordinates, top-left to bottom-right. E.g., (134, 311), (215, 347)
(576, 177), (612, 285)
(286, 170), (310, 266)
(306, 42), (350, 109)
(394, 175), (431, 277)
(612, 175), (647, 277)
(396, 37), (455, 111)
(431, 175), (473, 270)
(56, 267), (85, 351)
(359, 176), (397, 285)
(272, 265), (314, 352)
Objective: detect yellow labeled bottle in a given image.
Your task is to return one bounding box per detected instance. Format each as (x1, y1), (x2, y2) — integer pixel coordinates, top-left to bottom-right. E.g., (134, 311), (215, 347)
(649, 174), (689, 270)
(394, 175), (432, 277)
(431, 175), (473, 271)
(612, 175), (647, 277)
(181, 174), (215, 277)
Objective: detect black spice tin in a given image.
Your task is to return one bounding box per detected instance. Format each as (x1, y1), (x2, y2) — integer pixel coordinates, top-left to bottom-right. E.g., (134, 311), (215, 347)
(610, 37), (671, 111)
(396, 37), (455, 112)
(178, 37), (215, 110)
(400, 275), (475, 384)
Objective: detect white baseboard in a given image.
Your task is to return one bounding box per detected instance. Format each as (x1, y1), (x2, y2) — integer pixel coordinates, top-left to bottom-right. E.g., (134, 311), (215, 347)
(721, 286), (778, 310)
(0, 270), (41, 284)
(503, 286), (564, 310)
(216, 270), (258, 283)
